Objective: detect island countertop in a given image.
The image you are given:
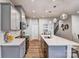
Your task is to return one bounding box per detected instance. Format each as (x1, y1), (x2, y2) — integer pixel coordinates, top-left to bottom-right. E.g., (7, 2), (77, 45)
(41, 35), (79, 46)
(0, 38), (25, 46)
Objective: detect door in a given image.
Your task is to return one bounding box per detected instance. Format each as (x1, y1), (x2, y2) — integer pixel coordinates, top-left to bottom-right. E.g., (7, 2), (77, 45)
(30, 19), (39, 39)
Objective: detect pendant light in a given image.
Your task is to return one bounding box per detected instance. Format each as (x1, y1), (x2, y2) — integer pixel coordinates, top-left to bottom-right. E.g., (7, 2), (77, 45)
(60, 13), (68, 20)
(53, 18), (58, 23)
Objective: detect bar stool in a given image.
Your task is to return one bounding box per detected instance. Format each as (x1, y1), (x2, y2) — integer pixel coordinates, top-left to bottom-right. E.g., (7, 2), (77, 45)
(72, 46), (79, 58)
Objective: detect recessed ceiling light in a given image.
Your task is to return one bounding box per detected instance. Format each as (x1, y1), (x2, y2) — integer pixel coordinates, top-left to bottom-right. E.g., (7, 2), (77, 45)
(49, 21), (52, 24)
(53, 18), (57, 23)
(32, 10), (35, 13)
(22, 16), (25, 18)
(45, 10), (48, 13)
(32, 0), (35, 2)
(77, 11), (79, 13)
(52, 0), (56, 2)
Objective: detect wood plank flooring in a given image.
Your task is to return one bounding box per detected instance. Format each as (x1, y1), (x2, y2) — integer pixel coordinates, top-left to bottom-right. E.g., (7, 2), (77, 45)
(24, 39), (78, 58)
(25, 39), (44, 58)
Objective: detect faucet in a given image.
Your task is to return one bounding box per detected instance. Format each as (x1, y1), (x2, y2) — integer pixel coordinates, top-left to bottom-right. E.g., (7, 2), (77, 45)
(49, 31), (51, 38)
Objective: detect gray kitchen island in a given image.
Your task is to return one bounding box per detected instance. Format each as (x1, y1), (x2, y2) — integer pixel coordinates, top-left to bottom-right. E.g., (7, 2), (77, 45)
(0, 38), (25, 58)
(41, 35), (79, 58)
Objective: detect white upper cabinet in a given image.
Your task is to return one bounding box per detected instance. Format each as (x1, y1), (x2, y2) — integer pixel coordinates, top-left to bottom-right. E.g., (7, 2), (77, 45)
(15, 11), (20, 30)
(1, 3), (20, 31)
(11, 6), (20, 30)
(21, 10), (26, 23)
(15, 6), (27, 30)
(0, 5), (1, 30)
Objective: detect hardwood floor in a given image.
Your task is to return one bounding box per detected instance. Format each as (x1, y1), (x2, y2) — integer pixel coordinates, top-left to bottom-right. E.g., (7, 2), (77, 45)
(24, 39), (79, 58)
(25, 39), (44, 58)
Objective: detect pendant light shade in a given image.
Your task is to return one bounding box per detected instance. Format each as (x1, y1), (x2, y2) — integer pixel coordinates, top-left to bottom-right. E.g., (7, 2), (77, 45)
(60, 13), (68, 20)
(53, 18), (57, 23)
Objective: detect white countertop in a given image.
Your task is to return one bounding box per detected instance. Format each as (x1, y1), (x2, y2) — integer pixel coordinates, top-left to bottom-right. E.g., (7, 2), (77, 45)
(0, 38), (25, 46)
(41, 35), (79, 46)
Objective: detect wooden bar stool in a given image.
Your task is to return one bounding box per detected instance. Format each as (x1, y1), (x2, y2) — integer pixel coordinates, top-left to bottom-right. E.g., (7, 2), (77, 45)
(72, 47), (79, 58)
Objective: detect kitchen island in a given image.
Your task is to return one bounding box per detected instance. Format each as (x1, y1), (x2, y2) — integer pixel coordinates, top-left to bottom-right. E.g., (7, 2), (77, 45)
(41, 35), (79, 58)
(0, 38), (25, 58)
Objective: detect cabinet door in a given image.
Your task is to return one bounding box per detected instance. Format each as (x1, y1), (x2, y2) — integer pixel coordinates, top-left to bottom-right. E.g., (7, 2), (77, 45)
(2, 46), (20, 58)
(0, 46), (1, 58)
(20, 41), (25, 58)
(15, 11), (20, 30)
(0, 5), (1, 30)
(1, 4), (20, 31)
(1, 4), (11, 31)
(48, 46), (67, 58)
(11, 6), (16, 30)
(11, 6), (20, 30)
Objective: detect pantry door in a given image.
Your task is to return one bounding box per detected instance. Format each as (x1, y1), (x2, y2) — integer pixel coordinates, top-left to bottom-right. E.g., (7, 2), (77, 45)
(31, 19), (39, 39)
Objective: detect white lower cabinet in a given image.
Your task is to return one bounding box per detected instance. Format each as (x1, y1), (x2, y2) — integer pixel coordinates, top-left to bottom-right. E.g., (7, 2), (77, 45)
(1, 41), (25, 58)
(20, 41), (25, 58)
(48, 46), (67, 58)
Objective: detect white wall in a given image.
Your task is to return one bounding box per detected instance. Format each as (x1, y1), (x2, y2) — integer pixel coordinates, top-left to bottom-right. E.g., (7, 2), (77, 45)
(26, 18), (54, 40)
(25, 19), (38, 39)
(25, 19), (31, 36)
(56, 16), (73, 40)
(72, 15), (79, 42)
(39, 19), (54, 35)
(10, 31), (20, 38)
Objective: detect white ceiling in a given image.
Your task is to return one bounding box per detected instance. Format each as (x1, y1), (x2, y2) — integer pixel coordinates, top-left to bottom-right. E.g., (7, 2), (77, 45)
(10, 0), (79, 18)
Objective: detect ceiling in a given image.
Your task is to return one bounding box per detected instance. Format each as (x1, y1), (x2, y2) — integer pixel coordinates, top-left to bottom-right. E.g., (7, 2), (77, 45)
(10, 0), (79, 18)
